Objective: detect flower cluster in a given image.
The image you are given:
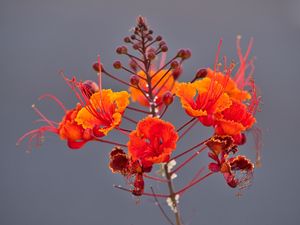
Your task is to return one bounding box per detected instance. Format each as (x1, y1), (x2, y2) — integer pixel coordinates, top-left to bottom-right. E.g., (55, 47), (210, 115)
(18, 16), (261, 225)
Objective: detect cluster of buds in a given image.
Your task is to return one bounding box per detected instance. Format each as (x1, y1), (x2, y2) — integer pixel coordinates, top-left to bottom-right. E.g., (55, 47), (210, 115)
(18, 16), (261, 225)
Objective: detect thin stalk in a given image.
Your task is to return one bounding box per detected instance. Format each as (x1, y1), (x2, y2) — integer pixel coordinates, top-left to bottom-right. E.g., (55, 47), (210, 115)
(164, 163), (182, 225)
(141, 29), (183, 225)
(177, 118), (196, 132)
(171, 146), (207, 175)
(170, 140), (207, 161)
(176, 172), (214, 195)
(113, 185), (169, 198)
(151, 187), (176, 225)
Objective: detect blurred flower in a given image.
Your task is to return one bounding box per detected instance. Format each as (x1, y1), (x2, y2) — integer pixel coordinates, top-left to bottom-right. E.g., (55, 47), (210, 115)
(129, 69), (177, 107)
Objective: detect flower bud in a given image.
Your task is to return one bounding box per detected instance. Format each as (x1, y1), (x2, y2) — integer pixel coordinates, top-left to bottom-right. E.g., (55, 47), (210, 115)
(172, 66), (182, 80)
(177, 49), (185, 58)
(92, 62), (103, 73)
(195, 68), (208, 79)
(156, 35), (162, 41)
(161, 45), (168, 52)
(133, 43), (140, 50)
(147, 52), (156, 60)
(184, 49), (192, 59)
(82, 80), (99, 97)
(130, 75), (140, 86)
(147, 35), (153, 41)
(113, 61), (122, 69)
(163, 91), (174, 106)
(170, 60), (179, 69)
(159, 41), (166, 47)
(130, 34), (136, 40)
(124, 37), (131, 43)
(116, 46), (127, 54)
(129, 60), (138, 72)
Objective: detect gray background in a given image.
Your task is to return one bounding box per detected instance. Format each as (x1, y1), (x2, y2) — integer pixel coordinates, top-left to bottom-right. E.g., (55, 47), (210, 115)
(1, 0), (299, 225)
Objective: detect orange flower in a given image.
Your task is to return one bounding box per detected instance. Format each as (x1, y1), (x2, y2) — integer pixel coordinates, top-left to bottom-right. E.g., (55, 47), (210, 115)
(75, 89), (130, 136)
(17, 101), (94, 150)
(176, 77), (231, 126)
(128, 117), (178, 168)
(58, 103), (93, 148)
(206, 68), (251, 102)
(214, 100), (256, 136)
(129, 70), (176, 107)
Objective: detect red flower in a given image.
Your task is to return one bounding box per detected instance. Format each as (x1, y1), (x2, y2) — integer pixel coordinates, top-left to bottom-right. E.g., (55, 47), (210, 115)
(17, 101), (94, 151)
(214, 100), (256, 136)
(128, 117), (178, 168)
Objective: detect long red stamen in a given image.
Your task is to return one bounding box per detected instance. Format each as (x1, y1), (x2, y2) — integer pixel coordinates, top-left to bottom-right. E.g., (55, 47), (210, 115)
(31, 104), (56, 128)
(39, 94), (67, 113)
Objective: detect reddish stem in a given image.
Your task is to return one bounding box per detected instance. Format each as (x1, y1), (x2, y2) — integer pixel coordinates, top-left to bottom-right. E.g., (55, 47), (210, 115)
(176, 172), (214, 195)
(170, 140), (207, 161)
(176, 118), (196, 132)
(144, 174), (169, 183)
(113, 185), (170, 198)
(171, 146), (207, 175)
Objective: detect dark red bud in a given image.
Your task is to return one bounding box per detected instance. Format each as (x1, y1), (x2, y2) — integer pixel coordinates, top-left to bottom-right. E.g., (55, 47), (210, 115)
(132, 173), (144, 196)
(163, 91), (174, 106)
(195, 68), (208, 79)
(170, 60), (179, 69)
(124, 37), (131, 43)
(147, 52), (156, 60)
(116, 46), (127, 54)
(129, 60), (138, 72)
(156, 35), (162, 41)
(161, 45), (168, 52)
(159, 41), (166, 47)
(177, 49), (185, 58)
(82, 80), (99, 97)
(133, 43), (139, 50)
(184, 49), (192, 59)
(113, 61), (122, 69)
(148, 30), (153, 34)
(92, 62), (103, 73)
(130, 75), (140, 86)
(130, 34), (136, 40)
(172, 66), (182, 80)
(147, 35), (153, 41)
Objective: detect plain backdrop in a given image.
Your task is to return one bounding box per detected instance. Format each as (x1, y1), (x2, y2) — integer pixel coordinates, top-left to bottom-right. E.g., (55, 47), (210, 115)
(1, 0), (300, 225)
